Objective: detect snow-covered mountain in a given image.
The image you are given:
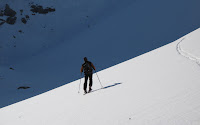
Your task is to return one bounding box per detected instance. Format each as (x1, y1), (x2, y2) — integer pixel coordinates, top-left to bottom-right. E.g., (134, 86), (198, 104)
(0, 27), (200, 125)
(1, 0), (200, 66)
(1, 0), (200, 108)
(0, 0), (133, 65)
(0, 0), (200, 124)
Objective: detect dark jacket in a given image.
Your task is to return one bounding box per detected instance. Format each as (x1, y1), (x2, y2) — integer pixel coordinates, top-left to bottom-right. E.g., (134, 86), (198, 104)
(80, 61), (96, 74)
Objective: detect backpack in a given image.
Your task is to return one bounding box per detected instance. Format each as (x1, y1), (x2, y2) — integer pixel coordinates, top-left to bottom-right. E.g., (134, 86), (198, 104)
(83, 61), (93, 74)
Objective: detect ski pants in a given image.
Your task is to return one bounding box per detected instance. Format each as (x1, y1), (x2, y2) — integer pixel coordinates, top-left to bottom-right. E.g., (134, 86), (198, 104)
(84, 73), (93, 91)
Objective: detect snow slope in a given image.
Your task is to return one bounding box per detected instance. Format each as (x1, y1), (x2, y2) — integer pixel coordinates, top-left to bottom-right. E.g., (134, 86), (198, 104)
(1, 0), (200, 124)
(0, 0), (133, 65)
(1, 0), (200, 108)
(0, 28), (200, 125)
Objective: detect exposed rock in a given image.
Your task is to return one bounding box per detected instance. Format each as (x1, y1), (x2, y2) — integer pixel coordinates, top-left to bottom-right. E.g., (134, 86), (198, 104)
(6, 16), (17, 25)
(0, 11), (3, 16)
(31, 5), (47, 14)
(31, 5), (36, 8)
(30, 4), (55, 14)
(18, 30), (23, 33)
(25, 15), (30, 19)
(4, 4), (16, 17)
(46, 7), (55, 12)
(9, 67), (14, 70)
(20, 9), (23, 15)
(0, 21), (5, 26)
(17, 86), (30, 89)
(0, 18), (5, 21)
(21, 17), (27, 24)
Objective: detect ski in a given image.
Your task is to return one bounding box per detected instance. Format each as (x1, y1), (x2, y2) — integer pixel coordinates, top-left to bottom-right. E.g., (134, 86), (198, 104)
(83, 91), (92, 95)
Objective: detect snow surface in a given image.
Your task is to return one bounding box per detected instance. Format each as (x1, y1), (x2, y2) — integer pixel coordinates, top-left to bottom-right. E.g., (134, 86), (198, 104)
(0, 28), (200, 125)
(1, 0), (200, 109)
(1, 0), (200, 124)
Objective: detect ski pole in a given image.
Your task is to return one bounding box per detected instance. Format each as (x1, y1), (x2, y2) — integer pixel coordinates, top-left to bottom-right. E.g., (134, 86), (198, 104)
(95, 70), (103, 88)
(78, 73), (82, 93)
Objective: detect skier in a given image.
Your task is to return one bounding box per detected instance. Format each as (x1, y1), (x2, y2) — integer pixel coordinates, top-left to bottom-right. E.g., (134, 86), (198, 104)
(80, 57), (96, 94)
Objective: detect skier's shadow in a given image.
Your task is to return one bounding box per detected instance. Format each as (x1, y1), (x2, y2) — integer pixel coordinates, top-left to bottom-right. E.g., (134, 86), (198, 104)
(89, 82), (122, 94)
(103, 82), (122, 89)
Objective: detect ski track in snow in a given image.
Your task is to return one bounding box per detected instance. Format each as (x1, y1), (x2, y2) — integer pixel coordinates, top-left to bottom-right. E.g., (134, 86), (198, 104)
(124, 36), (200, 125)
(176, 38), (200, 67)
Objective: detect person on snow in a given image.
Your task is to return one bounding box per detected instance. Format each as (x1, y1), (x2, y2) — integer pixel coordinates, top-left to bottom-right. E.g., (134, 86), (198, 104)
(80, 57), (96, 94)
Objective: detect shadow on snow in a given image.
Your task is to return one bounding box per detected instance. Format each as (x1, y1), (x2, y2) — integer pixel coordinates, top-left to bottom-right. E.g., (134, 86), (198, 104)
(88, 83), (122, 94)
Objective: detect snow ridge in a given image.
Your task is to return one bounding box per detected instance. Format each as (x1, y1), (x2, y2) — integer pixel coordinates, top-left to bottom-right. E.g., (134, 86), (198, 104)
(176, 38), (200, 67)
